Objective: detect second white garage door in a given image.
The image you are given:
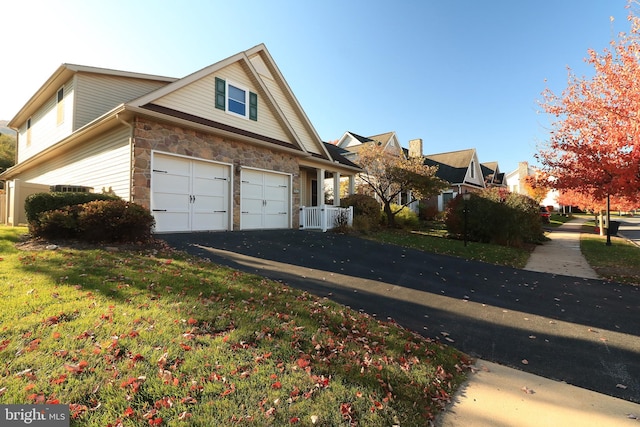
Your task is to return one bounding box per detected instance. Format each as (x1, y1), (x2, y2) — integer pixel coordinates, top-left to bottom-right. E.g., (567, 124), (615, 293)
(241, 169), (290, 230)
(151, 153), (231, 232)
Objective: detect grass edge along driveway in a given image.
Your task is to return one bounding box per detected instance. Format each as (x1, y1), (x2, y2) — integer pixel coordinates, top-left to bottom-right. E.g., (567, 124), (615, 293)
(0, 226), (469, 426)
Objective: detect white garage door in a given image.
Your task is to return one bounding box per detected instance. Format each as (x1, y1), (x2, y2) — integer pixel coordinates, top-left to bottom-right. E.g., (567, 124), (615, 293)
(241, 169), (290, 230)
(151, 153), (230, 232)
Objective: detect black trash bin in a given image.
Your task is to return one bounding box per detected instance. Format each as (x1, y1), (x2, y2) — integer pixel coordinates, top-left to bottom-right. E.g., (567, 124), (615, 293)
(608, 220), (620, 236)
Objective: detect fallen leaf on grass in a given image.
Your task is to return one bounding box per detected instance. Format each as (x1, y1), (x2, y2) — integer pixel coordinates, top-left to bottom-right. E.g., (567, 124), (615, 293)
(64, 360), (89, 375)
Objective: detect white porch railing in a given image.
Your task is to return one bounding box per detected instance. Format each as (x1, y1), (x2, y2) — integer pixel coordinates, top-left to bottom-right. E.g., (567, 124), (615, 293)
(299, 205), (353, 232)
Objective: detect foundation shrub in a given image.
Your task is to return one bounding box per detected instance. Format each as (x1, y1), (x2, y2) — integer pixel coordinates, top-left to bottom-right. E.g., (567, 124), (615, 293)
(77, 200), (155, 242)
(25, 192), (119, 230)
(35, 206), (82, 239)
(341, 194), (381, 231)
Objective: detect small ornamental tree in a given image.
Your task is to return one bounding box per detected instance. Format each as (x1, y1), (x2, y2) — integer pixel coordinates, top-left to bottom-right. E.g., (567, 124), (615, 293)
(355, 144), (448, 227)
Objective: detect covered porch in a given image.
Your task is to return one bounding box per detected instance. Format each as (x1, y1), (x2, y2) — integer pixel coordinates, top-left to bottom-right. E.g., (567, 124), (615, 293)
(298, 162), (358, 231)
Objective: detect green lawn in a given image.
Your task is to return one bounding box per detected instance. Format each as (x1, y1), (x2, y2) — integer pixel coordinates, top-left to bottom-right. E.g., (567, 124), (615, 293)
(365, 228), (532, 268)
(577, 216), (640, 286)
(549, 213), (573, 227)
(0, 226), (469, 426)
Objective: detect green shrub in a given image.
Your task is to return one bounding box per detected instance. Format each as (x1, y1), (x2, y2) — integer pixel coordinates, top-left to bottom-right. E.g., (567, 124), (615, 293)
(78, 200), (155, 243)
(390, 203), (419, 228)
(445, 188), (544, 247)
(36, 206), (82, 239)
(29, 197), (155, 243)
(25, 192), (119, 229)
(341, 194), (381, 231)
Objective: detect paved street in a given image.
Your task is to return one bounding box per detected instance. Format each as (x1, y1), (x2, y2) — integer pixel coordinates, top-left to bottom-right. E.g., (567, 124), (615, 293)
(618, 215), (640, 246)
(161, 229), (640, 403)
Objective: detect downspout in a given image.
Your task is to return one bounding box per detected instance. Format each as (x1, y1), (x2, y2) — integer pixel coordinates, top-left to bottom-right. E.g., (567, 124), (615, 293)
(116, 114), (134, 202)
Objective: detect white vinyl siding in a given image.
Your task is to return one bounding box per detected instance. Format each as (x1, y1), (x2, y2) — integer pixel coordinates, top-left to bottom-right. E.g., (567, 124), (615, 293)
(74, 73), (169, 130)
(153, 63), (291, 143)
(17, 80), (75, 163)
(260, 76), (320, 155)
(15, 127), (131, 198)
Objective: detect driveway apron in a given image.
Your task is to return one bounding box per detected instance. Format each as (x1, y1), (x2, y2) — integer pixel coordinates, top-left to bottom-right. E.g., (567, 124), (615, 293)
(160, 229), (640, 403)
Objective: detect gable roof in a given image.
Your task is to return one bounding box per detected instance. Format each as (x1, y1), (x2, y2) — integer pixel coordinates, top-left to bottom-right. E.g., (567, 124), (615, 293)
(129, 43), (332, 161)
(481, 162), (505, 186)
(338, 131), (404, 158)
(8, 64), (176, 129)
(424, 148), (483, 186)
(323, 142), (361, 168)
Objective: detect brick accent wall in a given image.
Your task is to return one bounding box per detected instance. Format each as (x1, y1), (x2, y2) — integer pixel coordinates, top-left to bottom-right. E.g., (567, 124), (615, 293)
(131, 118), (300, 230)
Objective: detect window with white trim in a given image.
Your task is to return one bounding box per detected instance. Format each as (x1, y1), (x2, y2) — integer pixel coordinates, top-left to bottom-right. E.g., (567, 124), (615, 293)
(215, 77), (257, 121)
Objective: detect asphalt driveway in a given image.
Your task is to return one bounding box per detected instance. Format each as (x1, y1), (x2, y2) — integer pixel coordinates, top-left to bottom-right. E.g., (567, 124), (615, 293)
(160, 229), (640, 403)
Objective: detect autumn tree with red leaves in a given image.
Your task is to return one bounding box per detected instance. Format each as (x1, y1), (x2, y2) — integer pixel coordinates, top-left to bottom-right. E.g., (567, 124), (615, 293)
(537, 6), (640, 214)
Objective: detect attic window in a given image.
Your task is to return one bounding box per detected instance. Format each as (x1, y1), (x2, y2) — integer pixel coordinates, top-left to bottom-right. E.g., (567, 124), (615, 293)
(215, 77), (257, 121)
(56, 87), (64, 125)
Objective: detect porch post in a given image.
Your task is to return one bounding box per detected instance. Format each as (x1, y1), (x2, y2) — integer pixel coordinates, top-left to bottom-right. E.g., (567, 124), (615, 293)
(333, 172), (341, 206)
(348, 175), (355, 195)
(315, 168), (325, 231)
(316, 168), (325, 207)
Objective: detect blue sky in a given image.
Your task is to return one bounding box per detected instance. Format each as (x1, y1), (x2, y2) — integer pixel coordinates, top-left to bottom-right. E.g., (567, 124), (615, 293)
(0, 0), (631, 173)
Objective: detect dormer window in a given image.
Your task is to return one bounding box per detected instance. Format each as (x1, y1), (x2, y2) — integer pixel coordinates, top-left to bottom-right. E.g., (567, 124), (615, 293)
(470, 161), (475, 178)
(215, 77), (257, 121)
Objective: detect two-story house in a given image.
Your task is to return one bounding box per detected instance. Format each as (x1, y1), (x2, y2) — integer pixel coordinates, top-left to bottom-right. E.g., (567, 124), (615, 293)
(0, 44), (360, 232)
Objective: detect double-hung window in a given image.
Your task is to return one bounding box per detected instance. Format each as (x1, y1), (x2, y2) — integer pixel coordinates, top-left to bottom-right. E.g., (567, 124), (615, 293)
(215, 77), (257, 121)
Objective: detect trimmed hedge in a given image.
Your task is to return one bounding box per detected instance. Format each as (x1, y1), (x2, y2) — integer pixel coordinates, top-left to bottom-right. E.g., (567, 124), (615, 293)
(445, 188), (544, 247)
(25, 192), (119, 226)
(77, 199), (155, 242)
(26, 193), (155, 243)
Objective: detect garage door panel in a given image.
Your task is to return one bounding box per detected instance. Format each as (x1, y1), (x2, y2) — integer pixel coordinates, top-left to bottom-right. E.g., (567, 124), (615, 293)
(241, 169), (290, 230)
(152, 153), (230, 232)
(154, 155), (190, 175)
(154, 212), (190, 233)
(153, 193), (190, 212)
(192, 211), (227, 231)
(264, 212), (289, 229)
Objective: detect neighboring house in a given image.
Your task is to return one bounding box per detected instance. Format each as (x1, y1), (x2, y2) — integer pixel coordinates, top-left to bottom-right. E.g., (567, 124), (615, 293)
(331, 131), (417, 210)
(505, 161), (560, 210)
(0, 44), (361, 231)
(418, 143), (486, 211)
(481, 161), (506, 188)
(335, 131), (404, 160)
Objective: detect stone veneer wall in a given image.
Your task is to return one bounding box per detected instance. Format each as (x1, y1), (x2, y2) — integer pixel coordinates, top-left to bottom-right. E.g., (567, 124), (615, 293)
(131, 118), (300, 230)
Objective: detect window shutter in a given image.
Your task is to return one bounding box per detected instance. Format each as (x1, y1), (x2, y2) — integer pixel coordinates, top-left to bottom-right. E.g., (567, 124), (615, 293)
(215, 77), (226, 110)
(249, 92), (258, 121)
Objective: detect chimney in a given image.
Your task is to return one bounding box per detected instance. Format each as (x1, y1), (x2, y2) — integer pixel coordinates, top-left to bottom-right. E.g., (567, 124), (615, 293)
(408, 138), (423, 158)
(517, 161), (529, 194)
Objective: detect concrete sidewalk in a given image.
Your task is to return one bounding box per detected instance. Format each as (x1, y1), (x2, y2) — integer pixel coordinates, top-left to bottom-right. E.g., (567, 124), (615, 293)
(524, 216), (599, 279)
(437, 218), (640, 426)
(438, 359), (640, 426)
